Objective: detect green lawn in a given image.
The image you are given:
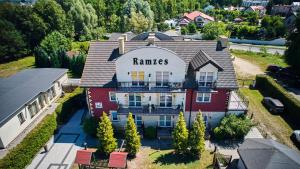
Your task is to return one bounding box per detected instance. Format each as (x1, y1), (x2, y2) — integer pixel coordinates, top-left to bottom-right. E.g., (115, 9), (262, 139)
(240, 88), (296, 149)
(147, 149), (213, 169)
(231, 49), (288, 71)
(0, 56), (35, 77)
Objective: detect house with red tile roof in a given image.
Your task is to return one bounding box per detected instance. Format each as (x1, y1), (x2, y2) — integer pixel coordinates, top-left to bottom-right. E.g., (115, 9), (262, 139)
(179, 11), (215, 28)
(245, 5), (266, 16)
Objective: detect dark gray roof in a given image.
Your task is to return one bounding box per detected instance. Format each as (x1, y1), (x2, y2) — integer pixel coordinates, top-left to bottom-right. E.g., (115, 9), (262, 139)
(0, 68), (67, 126)
(81, 41), (237, 89)
(238, 138), (300, 169)
(108, 32), (136, 41)
(131, 32), (174, 41)
(190, 50), (223, 71)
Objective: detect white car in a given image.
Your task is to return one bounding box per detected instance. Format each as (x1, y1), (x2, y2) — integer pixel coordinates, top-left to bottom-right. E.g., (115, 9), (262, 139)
(292, 130), (300, 143)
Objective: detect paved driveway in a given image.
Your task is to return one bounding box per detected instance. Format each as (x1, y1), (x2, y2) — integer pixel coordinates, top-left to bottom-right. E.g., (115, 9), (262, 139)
(230, 43), (285, 55)
(27, 109), (86, 169)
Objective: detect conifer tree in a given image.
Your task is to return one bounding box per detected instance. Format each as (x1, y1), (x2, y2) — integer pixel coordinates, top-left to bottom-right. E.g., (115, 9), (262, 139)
(97, 112), (117, 156)
(189, 112), (206, 157)
(125, 113), (141, 156)
(172, 112), (189, 154)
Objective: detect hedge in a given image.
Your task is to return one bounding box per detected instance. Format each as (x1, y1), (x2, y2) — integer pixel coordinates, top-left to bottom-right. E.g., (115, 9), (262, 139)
(256, 74), (300, 120)
(0, 113), (57, 169)
(56, 88), (83, 124)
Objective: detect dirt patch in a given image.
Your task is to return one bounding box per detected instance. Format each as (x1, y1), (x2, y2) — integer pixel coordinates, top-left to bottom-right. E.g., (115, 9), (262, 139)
(233, 57), (263, 77)
(127, 147), (153, 169)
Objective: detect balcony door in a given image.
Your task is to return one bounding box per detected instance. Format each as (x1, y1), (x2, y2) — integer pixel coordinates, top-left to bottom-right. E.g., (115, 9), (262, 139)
(159, 115), (172, 127)
(159, 93), (172, 107)
(131, 71), (144, 86)
(156, 71), (169, 87)
(129, 93), (142, 107)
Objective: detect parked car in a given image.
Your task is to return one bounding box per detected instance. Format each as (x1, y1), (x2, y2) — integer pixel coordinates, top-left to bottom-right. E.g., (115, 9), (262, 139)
(278, 67), (299, 79)
(262, 97), (284, 113)
(292, 130), (300, 144)
(266, 65), (282, 73)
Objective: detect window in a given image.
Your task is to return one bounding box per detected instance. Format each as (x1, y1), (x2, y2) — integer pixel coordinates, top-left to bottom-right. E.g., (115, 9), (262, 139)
(156, 71), (169, 87)
(199, 72), (214, 87)
(111, 111), (118, 121)
(159, 93), (172, 107)
(131, 71), (144, 86)
(28, 102), (38, 118)
(135, 115), (142, 126)
(129, 93), (141, 107)
(95, 102), (103, 109)
(109, 92), (116, 102)
(17, 113), (25, 125)
(159, 115), (172, 127)
(196, 93), (211, 103)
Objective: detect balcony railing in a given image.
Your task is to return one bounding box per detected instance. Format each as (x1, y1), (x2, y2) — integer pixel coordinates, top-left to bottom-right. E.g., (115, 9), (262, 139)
(117, 81), (183, 89)
(197, 81), (217, 89)
(117, 104), (183, 115)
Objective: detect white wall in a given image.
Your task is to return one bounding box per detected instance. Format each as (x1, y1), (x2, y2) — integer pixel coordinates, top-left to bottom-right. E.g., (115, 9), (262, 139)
(116, 47), (186, 83)
(195, 63), (219, 82)
(184, 111), (226, 128)
(0, 73), (67, 148)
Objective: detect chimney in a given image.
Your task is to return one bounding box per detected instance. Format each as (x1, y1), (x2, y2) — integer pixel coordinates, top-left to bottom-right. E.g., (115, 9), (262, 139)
(216, 35), (228, 51)
(148, 33), (155, 45)
(118, 37), (125, 54)
(121, 33), (128, 41)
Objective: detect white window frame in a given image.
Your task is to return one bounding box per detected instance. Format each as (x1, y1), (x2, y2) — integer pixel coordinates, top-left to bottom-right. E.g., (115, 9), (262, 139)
(17, 113), (26, 125)
(199, 72), (214, 87)
(129, 93), (142, 107)
(156, 71), (169, 87)
(109, 92), (117, 102)
(95, 102), (103, 109)
(159, 93), (172, 108)
(111, 111), (118, 121)
(135, 115), (143, 126)
(131, 71), (145, 86)
(196, 93), (211, 103)
(159, 115), (172, 127)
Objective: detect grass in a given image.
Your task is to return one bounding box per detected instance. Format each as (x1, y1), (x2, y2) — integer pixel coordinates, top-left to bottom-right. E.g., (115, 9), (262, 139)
(231, 49), (288, 71)
(146, 149), (213, 169)
(240, 88), (296, 149)
(0, 56), (35, 77)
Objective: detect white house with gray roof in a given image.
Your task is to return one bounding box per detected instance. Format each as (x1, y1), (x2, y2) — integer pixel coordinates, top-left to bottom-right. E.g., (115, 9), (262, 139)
(0, 68), (68, 148)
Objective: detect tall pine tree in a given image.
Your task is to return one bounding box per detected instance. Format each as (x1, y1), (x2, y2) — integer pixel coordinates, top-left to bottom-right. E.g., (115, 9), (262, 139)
(97, 112), (117, 156)
(172, 112), (189, 154)
(125, 113), (141, 157)
(189, 112), (206, 157)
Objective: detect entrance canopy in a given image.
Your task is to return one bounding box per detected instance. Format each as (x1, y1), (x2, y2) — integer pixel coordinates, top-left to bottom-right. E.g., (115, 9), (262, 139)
(75, 150), (92, 165)
(108, 152), (128, 168)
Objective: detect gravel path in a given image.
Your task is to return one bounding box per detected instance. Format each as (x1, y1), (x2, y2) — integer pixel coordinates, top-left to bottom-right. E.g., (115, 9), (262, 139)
(233, 57), (263, 77)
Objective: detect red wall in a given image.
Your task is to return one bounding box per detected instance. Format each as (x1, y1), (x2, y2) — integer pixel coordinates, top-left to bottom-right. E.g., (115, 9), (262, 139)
(87, 88), (118, 118)
(185, 89), (230, 112)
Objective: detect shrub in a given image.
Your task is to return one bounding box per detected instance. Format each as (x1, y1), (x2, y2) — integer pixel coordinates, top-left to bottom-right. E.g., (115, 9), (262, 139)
(172, 112), (189, 154)
(55, 88), (83, 124)
(83, 117), (99, 137)
(213, 114), (253, 140)
(97, 112), (117, 156)
(256, 75), (300, 120)
(125, 113), (141, 156)
(144, 126), (156, 139)
(0, 113), (57, 169)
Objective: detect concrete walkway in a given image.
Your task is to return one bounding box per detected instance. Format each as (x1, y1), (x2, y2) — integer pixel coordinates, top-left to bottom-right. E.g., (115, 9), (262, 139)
(27, 109), (86, 169)
(0, 103), (58, 159)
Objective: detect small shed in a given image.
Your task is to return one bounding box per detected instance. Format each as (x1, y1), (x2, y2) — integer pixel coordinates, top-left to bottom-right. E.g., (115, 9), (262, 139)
(75, 150), (93, 168)
(108, 152), (128, 169)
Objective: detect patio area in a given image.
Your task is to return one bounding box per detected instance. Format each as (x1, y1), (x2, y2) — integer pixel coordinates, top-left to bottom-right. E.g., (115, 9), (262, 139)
(228, 91), (249, 111)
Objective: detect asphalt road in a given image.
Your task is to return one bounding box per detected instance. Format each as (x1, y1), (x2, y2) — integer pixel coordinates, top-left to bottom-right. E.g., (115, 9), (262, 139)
(230, 43), (286, 55)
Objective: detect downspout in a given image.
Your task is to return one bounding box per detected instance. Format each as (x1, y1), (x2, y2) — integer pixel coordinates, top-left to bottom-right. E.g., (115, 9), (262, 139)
(188, 89), (193, 129)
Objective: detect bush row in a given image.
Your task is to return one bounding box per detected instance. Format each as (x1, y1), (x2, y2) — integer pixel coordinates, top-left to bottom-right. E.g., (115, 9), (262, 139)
(0, 113), (57, 169)
(56, 88), (84, 125)
(256, 75), (300, 120)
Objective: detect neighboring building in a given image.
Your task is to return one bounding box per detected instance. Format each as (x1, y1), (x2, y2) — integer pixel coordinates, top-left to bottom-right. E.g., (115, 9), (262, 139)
(81, 34), (248, 135)
(272, 5), (293, 16)
(224, 6), (245, 11)
(164, 19), (178, 28)
(242, 0), (268, 7)
(179, 11), (215, 27)
(108, 32), (176, 41)
(204, 5), (215, 12)
(0, 68), (68, 148)
(245, 6), (266, 16)
(238, 138), (300, 169)
(285, 12), (297, 31)
(163, 30), (184, 41)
